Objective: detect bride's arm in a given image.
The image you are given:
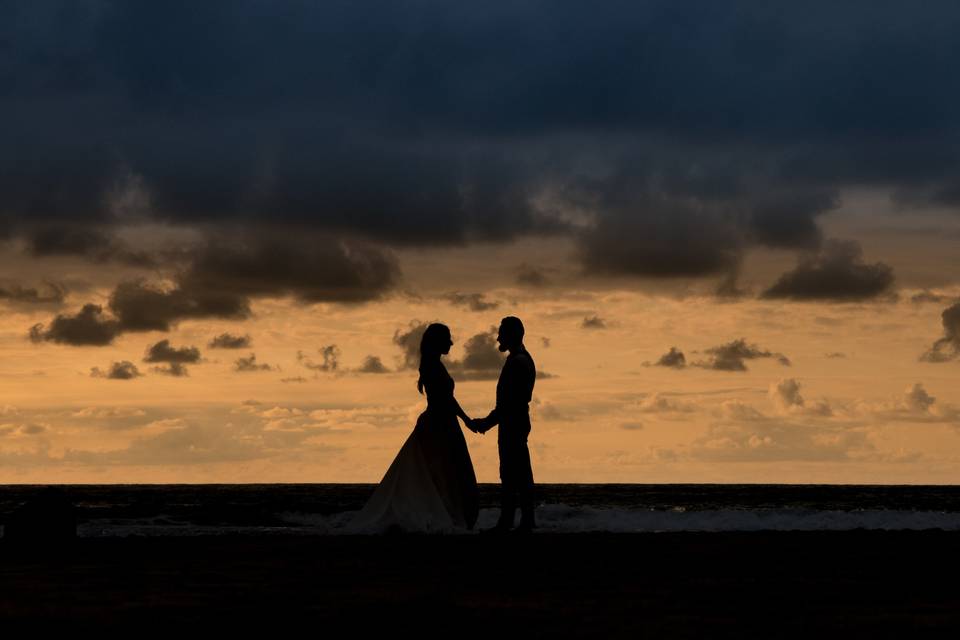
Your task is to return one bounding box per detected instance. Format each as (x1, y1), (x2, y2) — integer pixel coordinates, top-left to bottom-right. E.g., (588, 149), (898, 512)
(451, 395), (471, 425)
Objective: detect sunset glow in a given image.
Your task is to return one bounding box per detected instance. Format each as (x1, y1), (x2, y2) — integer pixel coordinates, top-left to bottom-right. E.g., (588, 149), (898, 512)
(3, 2), (960, 484)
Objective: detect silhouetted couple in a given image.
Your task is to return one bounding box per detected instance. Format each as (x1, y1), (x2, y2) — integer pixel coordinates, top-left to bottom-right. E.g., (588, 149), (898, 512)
(353, 316), (536, 534)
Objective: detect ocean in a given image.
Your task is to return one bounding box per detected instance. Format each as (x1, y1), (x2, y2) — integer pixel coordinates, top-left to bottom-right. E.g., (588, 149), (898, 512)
(4, 484), (960, 537)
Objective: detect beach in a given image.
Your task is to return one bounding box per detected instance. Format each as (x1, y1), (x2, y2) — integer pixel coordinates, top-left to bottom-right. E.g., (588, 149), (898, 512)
(3, 531), (959, 636)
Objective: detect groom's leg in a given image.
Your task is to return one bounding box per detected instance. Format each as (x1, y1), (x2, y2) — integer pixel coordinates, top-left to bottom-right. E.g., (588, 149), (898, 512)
(516, 442), (535, 529)
(497, 437), (516, 528)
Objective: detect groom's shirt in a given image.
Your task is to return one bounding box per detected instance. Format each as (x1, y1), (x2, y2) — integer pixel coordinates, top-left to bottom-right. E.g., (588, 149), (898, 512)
(489, 346), (536, 426)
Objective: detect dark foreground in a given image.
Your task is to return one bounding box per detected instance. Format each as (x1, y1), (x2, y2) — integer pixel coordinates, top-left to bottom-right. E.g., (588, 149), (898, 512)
(2, 531), (959, 637)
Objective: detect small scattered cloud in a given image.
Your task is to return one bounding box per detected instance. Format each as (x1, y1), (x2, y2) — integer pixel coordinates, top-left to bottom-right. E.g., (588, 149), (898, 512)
(91, 361), (142, 380)
(0, 282), (66, 306)
(580, 315), (607, 329)
(769, 378), (832, 416)
(911, 290), (949, 305)
(516, 264), (549, 287)
(208, 333), (252, 349)
(298, 345), (339, 371)
(0, 423), (48, 437)
(647, 347), (686, 369)
(280, 376), (308, 383)
(635, 393), (695, 413)
(694, 338), (790, 372)
(825, 352), (847, 359)
(144, 339), (201, 364)
(444, 292), (499, 312)
(234, 354), (275, 372)
(357, 355), (389, 374)
(449, 327), (506, 380)
(718, 399), (767, 422)
(621, 422), (644, 431)
(30, 304), (121, 346)
(903, 383), (936, 413)
(143, 339), (201, 376)
(920, 302), (960, 362)
(393, 321), (432, 370)
(72, 406), (147, 419)
(862, 382), (960, 425)
(152, 362), (190, 377)
(761, 239), (894, 301)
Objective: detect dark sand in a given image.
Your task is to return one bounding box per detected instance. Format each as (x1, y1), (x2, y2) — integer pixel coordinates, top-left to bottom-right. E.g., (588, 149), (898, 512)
(2, 532), (959, 637)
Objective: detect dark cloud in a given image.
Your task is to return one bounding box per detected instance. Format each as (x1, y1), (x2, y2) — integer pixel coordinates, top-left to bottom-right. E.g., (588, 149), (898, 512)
(107, 279), (250, 333)
(516, 264), (550, 288)
(769, 378), (804, 411)
(921, 302), (960, 362)
(904, 383), (936, 412)
(444, 292), (499, 312)
(392, 322), (505, 379)
(650, 347), (687, 369)
(762, 240), (895, 301)
(28, 282), (248, 346)
(11, 2), (960, 275)
(24, 226), (156, 267)
(825, 352), (847, 359)
(208, 333), (252, 349)
(280, 376), (308, 383)
(695, 339), (791, 372)
(177, 233), (400, 304)
(28, 227), (112, 258)
(392, 322), (550, 380)
(152, 362), (189, 377)
(453, 328), (506, 379)
(0, 282), (65, 305)
(234, 354), (275, 372)
(714, 266), (748, 300)
(912, 290), (949, 305)
(91, 361), (142, 380)
(579, 198), (745, 278)
(581, 315), (607, 330)
(357, 355), (389, 374)
(393, 321), (431, 370)
(29, 230), (398, 342)
(298, 345), (339, 372)
(143, 339), (201, 364)
(30, 304), (121, 346)
(541, 337), (551, 348)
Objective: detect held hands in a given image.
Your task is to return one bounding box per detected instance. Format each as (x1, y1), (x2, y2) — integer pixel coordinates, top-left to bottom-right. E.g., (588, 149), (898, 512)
(467, 417), (490, 434)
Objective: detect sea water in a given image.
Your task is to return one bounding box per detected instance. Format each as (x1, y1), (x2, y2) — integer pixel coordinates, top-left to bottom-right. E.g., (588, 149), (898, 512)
(3, 484), (960, 537)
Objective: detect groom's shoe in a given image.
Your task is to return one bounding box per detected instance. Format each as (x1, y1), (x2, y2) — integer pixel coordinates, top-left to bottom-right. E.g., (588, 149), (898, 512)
(511, 519), (535, 535)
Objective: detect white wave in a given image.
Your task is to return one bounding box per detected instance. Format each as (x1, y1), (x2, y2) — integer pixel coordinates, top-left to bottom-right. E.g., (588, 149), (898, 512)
(74, 505), (960, 537)
(525, 504), (960, 533)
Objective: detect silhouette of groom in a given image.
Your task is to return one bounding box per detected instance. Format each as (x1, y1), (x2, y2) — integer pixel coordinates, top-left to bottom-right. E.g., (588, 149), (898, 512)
(471, 316), (536, 534)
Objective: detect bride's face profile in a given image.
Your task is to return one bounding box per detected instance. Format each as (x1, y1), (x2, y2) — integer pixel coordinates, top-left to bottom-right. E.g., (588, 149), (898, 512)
(441, 331), (452, 355)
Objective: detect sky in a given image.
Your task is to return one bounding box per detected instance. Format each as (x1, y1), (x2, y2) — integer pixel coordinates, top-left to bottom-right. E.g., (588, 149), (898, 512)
(2, 1), (960, 483)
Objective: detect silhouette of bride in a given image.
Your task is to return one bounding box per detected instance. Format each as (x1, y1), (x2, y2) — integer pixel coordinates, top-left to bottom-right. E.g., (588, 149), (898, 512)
(352, 323), (479, 532)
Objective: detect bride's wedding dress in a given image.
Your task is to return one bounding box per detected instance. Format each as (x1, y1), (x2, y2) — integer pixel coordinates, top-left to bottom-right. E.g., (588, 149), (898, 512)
(351, 361), (479, 533)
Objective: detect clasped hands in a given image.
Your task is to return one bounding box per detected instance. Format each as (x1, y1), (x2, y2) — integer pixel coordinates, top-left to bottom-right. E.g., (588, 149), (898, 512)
(465, 416), (492, 434)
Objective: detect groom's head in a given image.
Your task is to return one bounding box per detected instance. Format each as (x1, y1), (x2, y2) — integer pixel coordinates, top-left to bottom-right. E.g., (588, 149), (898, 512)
(497, 316), (524, 353)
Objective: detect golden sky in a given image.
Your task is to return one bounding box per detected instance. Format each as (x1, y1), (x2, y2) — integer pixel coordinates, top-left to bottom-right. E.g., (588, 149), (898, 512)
(2, 203), (959, 484)
(6, 4), (960, 483)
